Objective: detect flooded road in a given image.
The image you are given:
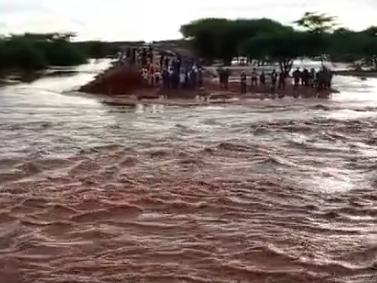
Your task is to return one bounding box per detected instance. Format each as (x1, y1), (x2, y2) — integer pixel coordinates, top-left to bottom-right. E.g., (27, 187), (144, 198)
(1, 60), (377, 283)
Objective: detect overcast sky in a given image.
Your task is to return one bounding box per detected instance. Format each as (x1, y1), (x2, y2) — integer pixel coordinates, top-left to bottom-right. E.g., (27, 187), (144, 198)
(0, 0), (376, 41)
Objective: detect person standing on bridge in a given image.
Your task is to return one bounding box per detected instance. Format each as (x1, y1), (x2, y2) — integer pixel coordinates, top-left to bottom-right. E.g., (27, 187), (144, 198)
(292, 68), (301, 88)
(154, 70), (161, 87)
(270, 70), (277, 92)
(198, 68), (203, 89)
(259, 71), (266, 88)
(148, 46), (154, 64)
(251, 68), (258, 87)
(180, 70), (186, 89)
(240, 71), (247, 94)
(160, 54), (165, 70)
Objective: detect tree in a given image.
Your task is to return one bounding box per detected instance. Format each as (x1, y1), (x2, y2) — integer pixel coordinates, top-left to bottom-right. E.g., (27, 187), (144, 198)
(294, 12), (337, 34)
(294, 12), (337, 64)
(40, 40), (87, 66)
(360, 26), (377, 37)
(180, 18), (227, 63)
(82, 41), (109, 59)
(180, 17), (291, 65)
(238, 36), (267, 64)
(0, 32), (89, 74)
(359, 36), (377, 70)
(0, 37), (47, 70)
(240, 30), (310, 74)
(356, 27), (377, 69)
(326, 28), (362, 62)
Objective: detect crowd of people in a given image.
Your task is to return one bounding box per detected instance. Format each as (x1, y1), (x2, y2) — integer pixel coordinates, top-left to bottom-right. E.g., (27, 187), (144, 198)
(116, 47), (334, 97)
(234, 66), (334, 94)
(117, 46), (204, 90)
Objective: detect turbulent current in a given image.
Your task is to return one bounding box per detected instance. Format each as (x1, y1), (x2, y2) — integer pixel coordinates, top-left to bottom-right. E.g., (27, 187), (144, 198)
(1, 60), (377, 283)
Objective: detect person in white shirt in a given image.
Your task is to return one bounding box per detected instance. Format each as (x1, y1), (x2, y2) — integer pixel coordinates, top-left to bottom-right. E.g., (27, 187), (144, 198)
(179, 70), (186, 88)
(141, 68), (148, 85)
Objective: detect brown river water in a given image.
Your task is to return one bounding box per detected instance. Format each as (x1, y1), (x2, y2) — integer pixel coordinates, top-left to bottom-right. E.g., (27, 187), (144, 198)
(1, 60), (377, 283)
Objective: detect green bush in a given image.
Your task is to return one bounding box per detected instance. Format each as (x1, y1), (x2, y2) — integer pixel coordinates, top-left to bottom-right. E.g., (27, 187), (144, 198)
(0, 33), (89, 72)
(0, 37), (47, 70)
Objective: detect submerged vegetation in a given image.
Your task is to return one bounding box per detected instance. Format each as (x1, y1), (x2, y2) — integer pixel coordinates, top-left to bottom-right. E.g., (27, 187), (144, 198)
(180, 12), (377, 73)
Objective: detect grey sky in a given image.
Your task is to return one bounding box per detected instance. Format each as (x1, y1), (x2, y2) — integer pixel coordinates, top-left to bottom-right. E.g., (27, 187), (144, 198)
(0, 0), (376, 41)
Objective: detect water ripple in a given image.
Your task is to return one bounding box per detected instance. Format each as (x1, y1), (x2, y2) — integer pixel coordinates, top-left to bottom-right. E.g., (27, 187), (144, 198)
(1, 61), (377, 282)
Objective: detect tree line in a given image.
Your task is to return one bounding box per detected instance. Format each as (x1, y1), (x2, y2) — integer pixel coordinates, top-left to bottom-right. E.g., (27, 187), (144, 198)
(180, 12), (377, 73)
(2, 12), (376, 76)
(0, 32), (113, 74)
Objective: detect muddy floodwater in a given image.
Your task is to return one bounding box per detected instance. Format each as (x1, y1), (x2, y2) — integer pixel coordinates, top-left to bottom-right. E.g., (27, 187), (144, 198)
(1, 60), (377, 283)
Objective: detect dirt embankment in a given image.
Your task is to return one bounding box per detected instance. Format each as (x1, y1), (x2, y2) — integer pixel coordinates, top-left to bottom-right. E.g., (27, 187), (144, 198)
(79, 64), (339, 104)
(78, 64), (147, 95)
